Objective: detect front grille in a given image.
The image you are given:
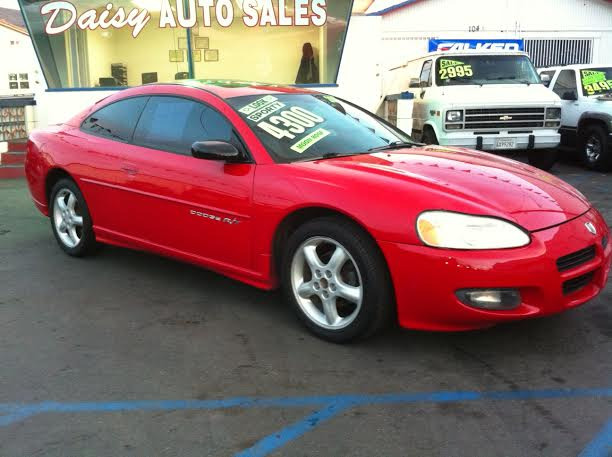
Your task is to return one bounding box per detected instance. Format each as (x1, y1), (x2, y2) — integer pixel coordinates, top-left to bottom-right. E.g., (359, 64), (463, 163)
(464, 107), (546, 130)
(562, 272), (594, 295)
(556, 246), (596, 272)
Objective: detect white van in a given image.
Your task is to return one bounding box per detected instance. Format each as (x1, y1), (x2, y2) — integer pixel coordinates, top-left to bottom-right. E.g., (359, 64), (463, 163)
(386, 51), (562, 169)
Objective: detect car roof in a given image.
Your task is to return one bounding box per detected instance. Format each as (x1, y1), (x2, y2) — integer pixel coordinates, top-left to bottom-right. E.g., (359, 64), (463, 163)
(149, 79), (317, 99)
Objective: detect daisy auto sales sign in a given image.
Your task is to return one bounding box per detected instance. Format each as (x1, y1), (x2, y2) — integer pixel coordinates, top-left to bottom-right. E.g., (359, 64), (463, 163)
(40, 0), (328, 38)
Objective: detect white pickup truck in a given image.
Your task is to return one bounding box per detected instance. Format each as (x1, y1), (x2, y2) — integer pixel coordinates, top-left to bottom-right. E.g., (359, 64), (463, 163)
(386, 50), (562, 169)
(539, 64), (611, 171)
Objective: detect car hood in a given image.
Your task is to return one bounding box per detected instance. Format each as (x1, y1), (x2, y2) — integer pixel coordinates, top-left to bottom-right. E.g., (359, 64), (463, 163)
(439, 83), (561, 107)
(309, 147), (590, 232)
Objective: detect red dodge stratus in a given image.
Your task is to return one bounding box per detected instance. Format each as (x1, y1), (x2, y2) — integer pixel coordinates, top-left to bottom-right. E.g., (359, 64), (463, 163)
(25, 81), (611, 342)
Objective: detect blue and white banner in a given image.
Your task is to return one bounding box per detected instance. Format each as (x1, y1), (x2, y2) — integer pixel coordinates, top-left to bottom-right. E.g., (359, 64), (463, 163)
(429, 39), (524, 53)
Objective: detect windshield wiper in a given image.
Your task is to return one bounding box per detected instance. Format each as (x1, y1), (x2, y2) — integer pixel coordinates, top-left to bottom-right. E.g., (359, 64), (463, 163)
(368, 141), (417, 152)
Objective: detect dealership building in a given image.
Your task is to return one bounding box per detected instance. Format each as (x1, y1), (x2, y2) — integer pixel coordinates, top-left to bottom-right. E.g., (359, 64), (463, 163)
(5, 0), (612, 126)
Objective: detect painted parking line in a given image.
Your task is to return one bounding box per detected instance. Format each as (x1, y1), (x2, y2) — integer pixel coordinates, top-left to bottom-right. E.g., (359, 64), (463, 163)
(1, 388), (610, 457)
(578, 419), (612, 457)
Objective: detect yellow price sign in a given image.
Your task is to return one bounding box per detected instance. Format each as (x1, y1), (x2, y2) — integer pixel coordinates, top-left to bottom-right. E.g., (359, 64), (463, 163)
(581, 70), (612, 95)
(439, 59), (473, 80)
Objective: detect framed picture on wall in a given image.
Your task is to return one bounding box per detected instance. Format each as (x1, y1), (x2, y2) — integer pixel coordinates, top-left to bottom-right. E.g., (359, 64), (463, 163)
(195, 37), (209, 50)
(192, 50), (202, 62)
(169, 50), (184, 62)
(204, 49), (219, 62)
(177, 37), (187, 50)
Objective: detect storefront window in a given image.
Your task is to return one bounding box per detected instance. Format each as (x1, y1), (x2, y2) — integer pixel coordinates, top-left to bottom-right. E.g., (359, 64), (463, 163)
(18, 0), (352, 89)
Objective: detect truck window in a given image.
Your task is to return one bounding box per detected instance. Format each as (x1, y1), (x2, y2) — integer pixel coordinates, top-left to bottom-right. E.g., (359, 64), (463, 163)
(552, 70), (577, 99)
(435, 55), (540, 86)
(420, 60), (433, 87)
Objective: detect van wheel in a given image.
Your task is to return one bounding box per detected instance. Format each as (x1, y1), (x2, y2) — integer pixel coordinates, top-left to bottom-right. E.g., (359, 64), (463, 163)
(281, 217), (394, 343)
(528, 149), (558, 171)
(421, 128), (438, 145)
(580, 125), (611, 171)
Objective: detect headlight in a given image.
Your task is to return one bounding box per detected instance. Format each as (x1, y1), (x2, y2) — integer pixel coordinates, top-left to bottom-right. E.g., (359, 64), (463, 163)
(546, 107), (561, 119)
(416, 211), (530, 250)
(446, 110), (463, 122)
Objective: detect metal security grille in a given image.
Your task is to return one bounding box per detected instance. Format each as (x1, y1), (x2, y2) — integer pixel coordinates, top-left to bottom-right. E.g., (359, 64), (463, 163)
(525, 39), (593, 68)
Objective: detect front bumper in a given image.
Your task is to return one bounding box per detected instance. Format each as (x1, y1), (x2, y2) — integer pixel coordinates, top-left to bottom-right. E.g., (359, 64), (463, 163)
(438, 130), (561, 151)
(380, 209), (611, 331)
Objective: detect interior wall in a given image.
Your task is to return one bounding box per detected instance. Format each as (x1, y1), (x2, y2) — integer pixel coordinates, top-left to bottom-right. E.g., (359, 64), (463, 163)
(192, 22), (321, 84)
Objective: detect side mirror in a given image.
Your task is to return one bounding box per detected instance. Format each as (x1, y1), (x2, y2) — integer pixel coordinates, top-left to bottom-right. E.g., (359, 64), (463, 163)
(561, 90), (578, 101)
(540, 73), (551, 86)
(409, 78), (421, 89)
(191, 141), (241, 161)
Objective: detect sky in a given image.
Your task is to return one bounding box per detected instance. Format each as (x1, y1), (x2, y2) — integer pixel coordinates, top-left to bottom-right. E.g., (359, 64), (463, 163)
(0, 0), (18, 9)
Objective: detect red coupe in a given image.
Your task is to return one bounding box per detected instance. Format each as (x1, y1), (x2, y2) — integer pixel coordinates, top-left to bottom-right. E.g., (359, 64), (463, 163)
(25, 81), (611, 342)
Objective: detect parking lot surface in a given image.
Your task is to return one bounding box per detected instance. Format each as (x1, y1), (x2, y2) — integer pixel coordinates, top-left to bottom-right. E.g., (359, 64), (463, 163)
(0, 159), (610, 457)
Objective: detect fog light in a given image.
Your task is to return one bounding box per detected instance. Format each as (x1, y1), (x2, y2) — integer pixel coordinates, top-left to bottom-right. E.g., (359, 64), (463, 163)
(456, 289), (521, 310)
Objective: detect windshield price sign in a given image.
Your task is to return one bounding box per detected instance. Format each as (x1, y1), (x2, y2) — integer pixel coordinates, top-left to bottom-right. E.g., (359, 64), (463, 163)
(581, 70), (612, 96)
(439, 59), (473, 80)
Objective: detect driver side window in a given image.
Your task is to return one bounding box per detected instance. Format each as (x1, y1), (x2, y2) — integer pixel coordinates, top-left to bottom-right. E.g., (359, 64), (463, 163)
(132, 96), (240, 156)
(552, 70), (577, 98)
(420, 60), (433, 87)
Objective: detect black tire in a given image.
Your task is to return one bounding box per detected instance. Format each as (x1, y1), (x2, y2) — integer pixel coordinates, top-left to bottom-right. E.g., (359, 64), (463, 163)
(580, 124), (611, 171)
(281, 217), (394, 343)
(421, 127), (438, 145)
(49, 178), (98, 257)
(527, 149), (558, 171)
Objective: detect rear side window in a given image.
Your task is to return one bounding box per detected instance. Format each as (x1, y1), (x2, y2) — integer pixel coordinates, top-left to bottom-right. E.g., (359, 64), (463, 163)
(81, 97), (148, 142)
(552, 70), (577, 97)
(132, 96), (236, 156)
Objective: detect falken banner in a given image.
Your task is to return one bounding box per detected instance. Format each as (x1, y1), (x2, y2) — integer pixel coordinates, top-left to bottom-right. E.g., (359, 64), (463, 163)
(429, 39), (525, 53)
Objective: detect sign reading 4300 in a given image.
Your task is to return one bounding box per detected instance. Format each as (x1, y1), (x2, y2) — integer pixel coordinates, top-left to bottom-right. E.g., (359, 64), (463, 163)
(257, 107), (324, 140)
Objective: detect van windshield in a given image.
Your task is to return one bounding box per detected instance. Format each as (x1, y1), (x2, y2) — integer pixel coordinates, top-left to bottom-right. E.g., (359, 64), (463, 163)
(436, 55), (540, 86)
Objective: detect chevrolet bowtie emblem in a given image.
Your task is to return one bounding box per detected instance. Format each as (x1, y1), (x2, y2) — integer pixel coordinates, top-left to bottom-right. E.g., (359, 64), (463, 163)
(585, 222), (597, 235)
(500, 115), (513, 121)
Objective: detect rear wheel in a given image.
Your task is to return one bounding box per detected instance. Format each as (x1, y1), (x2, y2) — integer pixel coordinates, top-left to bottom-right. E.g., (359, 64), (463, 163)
(50, 178), (98, 256)
(528, 149), (558, 171)
(580, 125), (611, 171)
(282, 217), (394, 343)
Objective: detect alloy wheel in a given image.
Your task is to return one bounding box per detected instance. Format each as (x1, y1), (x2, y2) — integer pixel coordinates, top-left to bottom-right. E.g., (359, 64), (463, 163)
(290, 236), (363, 330)
(52, 189), (84, 248)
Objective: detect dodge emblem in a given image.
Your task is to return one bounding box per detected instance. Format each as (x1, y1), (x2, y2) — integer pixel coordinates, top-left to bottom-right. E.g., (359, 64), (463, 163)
(585, 222), (597, 235)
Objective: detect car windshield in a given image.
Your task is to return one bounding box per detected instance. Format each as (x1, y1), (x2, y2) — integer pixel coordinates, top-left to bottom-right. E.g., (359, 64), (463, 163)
(579, 67), (612, 97)
(436, 55), (541, 86)
(227, 94), (413, 163)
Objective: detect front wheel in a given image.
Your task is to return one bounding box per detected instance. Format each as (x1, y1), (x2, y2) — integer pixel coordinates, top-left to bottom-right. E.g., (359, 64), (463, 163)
(282, 218), (394, 343)
(581, 125), (611, 171)
(527, 149), (558, 171)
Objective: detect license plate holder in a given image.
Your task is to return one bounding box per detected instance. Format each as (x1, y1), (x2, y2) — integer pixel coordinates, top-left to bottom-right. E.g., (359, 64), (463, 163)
(495, 138), (517, 150)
